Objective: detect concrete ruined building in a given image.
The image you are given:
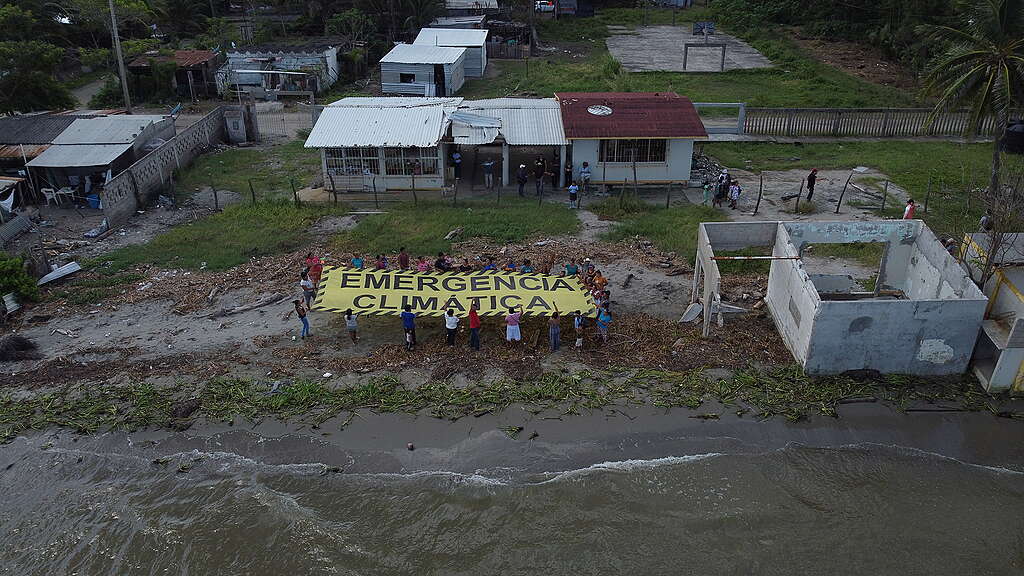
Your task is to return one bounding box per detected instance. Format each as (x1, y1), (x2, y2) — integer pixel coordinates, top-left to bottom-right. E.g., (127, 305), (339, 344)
(962, 233), (1024, 392)
(694, 220), (987, 376)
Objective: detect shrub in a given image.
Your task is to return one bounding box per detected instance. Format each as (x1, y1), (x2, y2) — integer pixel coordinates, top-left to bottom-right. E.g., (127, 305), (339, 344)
(0, 254), (39, 302)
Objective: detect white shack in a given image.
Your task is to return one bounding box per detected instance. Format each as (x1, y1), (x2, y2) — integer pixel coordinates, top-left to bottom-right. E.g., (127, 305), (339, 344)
(305, 97), (461, 191)
(380, 44), (467, 96)
(414, 28), (489, 78)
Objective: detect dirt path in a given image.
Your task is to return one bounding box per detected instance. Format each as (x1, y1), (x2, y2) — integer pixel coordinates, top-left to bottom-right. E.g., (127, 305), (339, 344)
(71, 77), (107, 108)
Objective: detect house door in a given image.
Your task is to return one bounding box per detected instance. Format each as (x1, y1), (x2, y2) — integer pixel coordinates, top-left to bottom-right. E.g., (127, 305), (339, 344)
(434, 64), (446, 96)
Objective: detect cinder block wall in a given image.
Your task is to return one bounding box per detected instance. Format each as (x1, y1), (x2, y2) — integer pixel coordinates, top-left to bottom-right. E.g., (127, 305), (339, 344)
(102, 108), (228, 225)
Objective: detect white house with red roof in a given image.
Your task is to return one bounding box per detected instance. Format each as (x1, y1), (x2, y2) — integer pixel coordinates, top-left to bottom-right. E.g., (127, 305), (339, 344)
(555, 92), (708, 185)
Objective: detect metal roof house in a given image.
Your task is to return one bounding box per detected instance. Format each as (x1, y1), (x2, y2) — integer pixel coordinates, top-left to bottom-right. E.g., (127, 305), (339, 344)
(0, 113), (102, 176)
(26, 115), (174, 192)
(556, 92), (708, 185)
(444, 0), (499, 16)
(429, 15), (488, 29)
(414, 28), (489, 77)
(219, 40), (340, 97)
(128, 49), (222, 100)
(380, 44), (467, 96)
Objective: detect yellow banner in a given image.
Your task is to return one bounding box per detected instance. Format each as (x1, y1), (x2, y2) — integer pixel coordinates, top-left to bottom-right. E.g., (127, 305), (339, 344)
(312, 266), (596, 317)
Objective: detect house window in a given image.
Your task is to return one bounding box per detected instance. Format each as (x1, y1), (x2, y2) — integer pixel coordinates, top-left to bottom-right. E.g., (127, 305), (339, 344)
(400, 73), (416, 83)
(383, 147), (439, 176)
(325, 147), (379, 175)
(598, 139), (667, 163)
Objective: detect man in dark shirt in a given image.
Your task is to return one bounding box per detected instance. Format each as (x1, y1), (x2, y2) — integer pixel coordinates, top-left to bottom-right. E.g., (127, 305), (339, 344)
(806, 169), (818, 201)
(401, 305), (416, 351)
(533, 157), (547, 196)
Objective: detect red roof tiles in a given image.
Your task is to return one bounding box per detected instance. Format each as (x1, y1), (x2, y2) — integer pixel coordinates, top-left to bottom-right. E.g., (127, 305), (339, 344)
(129, 50), (217, 68)
(555, 92), (707, 140)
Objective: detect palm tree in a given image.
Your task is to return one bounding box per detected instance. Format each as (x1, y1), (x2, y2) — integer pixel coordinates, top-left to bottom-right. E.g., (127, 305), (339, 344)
(920, 0), (1024, 195)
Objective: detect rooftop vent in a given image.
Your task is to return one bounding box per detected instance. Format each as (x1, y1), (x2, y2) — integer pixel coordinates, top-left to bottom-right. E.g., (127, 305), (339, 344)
(587, 105), (612, 116)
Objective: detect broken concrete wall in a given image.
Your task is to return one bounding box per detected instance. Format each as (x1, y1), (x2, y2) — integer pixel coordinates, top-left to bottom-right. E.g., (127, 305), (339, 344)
(904, 225), (986, 301)
(784, 220), (918, 291)
(805, 299), (986, 375)
(766, 223), (819, 363)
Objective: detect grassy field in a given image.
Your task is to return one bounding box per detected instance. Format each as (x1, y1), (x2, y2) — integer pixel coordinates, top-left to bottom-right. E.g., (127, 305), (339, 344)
(461, 8), (915, 108)
(704, 141), (1024, 236)
(334, 198), (580, 256)
(601, 203), (729, 256)
(176, 139), (321, 201)
(93, 202), (347, 272)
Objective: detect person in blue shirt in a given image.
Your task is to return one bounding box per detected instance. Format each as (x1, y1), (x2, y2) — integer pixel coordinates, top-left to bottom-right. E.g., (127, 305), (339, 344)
(521, 259), (534, 273)
(596, 304), (612, 344)
(351, 253), (364, 270)
(401, 305), (417, 351)
(482, 257), (496, 271)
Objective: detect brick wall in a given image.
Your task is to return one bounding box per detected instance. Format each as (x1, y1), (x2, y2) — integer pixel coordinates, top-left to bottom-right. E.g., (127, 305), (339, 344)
(102, 107), (228, 225)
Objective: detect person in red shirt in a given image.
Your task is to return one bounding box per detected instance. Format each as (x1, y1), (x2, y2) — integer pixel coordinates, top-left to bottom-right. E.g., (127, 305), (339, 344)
(304, 252), (323, 287)
(398, 247), (410, 270)
(903, 199), (916, 219)
(468, 301), (482, 350)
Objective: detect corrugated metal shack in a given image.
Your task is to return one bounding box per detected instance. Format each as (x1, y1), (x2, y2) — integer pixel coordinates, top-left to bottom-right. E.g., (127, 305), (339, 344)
(380, 44), (467, 96)
(414, 28), (489, 78)
(220, 41), (340, 96)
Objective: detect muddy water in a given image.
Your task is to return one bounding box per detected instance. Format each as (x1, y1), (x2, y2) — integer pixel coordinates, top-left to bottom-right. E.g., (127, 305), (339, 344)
(1, 426), (1022, 575)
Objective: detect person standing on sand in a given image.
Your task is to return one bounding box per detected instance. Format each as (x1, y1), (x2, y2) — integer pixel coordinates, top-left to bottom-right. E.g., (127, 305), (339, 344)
(702, 180), (713, 206)
(304, 252), (323, 287)
(516, 164), (528, 197)
(534, 156), (547, 197)
(596, 304), (612, 343)
(293, 299), (310, 339)
(728, 180), (741, 210)
(579, 162), (591, 193)
(574, 310), (585, 350)
(344, 308), (358, 344)
(444, 309), (459, 346)
(806, 169), (818, 201)
(505, 305), (523, 343)
(401, 305), (417, 351)
(468, 301), (481, 350)
(300, 271), (315, 308)
(549, 307), (561, 352)
(568, 180), (579, 209)
(903, 199), (916, 219)
(398, 247), (410, 270)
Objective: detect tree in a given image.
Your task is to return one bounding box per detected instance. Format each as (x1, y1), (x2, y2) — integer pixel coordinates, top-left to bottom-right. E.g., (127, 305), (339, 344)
(401, 0), (442, 38)
(151, 0), (209, 39)
(0, 7), (76, 113)
(921, 0), (1024, 197)
(326, 8), (377, 50)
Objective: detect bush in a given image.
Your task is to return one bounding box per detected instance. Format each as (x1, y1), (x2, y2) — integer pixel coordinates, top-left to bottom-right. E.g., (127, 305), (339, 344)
(89, 76), (124, 108)
(0, 254), (39, 302)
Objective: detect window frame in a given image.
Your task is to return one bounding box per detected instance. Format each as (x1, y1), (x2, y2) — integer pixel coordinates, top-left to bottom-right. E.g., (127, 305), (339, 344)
(598, 139), (668, 164)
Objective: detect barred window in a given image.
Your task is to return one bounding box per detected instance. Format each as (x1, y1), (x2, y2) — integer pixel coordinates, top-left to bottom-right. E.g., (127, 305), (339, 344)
(384, 147), (439, 176)
(325, 147), (379, 175)
(598, 139), (667, 163)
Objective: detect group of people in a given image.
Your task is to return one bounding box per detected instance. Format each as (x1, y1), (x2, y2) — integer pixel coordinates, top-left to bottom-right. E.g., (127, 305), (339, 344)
(290, 249), (614, 352)
(703, 168), (743, 209)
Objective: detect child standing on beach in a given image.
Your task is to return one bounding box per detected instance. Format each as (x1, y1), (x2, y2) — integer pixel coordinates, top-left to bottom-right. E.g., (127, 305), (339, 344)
(505, 305), (523, 343)
(568, 181), (579, 209)
(574, 311), (585, 350)
(293, 300), (310, 339)
(344, 308), (358, 344)
(401, 305), (417, 351)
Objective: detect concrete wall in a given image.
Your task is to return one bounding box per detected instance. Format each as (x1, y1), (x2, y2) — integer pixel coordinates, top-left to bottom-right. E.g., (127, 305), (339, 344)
(570, 138), (694, 183)
(102, 107), (227, 225)
(784, 220), (918, 291)
(766, 224), (819, 364)
(806, 298), (986, 375)
(904, 225), (986, 300)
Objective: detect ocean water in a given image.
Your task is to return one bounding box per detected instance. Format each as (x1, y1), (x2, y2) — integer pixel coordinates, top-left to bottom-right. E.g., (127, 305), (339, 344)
(1, 429), (1022, 575)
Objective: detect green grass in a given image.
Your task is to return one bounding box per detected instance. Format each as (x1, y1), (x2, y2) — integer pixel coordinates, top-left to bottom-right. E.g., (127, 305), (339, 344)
(587, 192), (655, 220)
(808, 242), (886, 268)
(50, 272), (144, 305)
(176, 139), (321, 201)
(93, 202), (347, 272)
(704, 141), (1024, 237)
(602, 204), (730, 255)
(333, 198), (580, 256)
(461, 8), (914, 108)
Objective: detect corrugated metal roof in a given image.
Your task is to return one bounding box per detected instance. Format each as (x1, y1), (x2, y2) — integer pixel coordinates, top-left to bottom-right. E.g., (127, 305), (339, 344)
(445, 0), (498, 9)
(414, 28), (489, 47)
(305, 106), (449, 148)
(380, 44), (466, 64)
(0, 115), (84, 145)
(430, 15), (487, 27)
(53, 115), (168, 145)
(26, 143), (133, 168)
(0, 144), (49, 159)
(460, 98), (567, 145)
(327, 97), (464, 107)
(555, 92), (708, 139)
(129, 49), (217, 68)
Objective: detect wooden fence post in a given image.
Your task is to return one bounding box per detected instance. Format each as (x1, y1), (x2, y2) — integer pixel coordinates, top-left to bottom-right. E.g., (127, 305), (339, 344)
(248, 179), (256, 205)
(880, 180), (888, 212)
(754, 172), (763, 214)
(835, 172), (853, 214)
(290, 178), (298, 207)
(924, 174), (932, 213)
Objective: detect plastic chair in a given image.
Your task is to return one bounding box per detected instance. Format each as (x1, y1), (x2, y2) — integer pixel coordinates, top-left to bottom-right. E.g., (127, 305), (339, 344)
(41, 188), (58, 206)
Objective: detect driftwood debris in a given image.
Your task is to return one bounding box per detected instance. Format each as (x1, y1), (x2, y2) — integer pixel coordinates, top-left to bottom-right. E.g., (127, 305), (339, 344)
(444, 227), (464, 241)
(200, 294), (288, 319)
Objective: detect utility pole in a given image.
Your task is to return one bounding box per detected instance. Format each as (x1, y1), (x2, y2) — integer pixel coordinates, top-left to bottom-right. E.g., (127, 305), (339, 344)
(108, 0), (133, 114)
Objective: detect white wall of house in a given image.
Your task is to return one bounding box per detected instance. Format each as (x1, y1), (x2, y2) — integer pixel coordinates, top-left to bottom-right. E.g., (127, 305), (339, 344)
(569, 138), (695, 183)
(381, 53), (466, 96)
(319, 145), (447, 191)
